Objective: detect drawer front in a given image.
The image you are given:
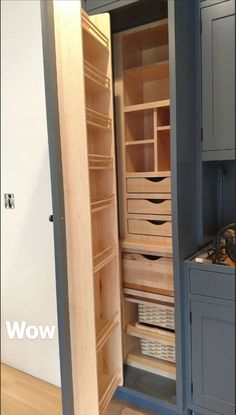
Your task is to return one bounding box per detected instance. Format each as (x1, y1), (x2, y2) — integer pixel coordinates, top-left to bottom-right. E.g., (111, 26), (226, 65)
(127, 198), (171, 215)
(127, 177), (171, 193)
(122, 252), (174, 296)
(128, 219), (172, 237)
(190, 268), (235, 301)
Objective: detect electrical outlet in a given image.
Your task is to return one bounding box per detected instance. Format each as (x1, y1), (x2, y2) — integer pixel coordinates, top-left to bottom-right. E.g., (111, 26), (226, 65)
(4, 194), (15, 209)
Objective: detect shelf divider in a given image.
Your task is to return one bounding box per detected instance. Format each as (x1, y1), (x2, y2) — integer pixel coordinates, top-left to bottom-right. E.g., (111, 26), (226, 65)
(124, 61), (169, 82)
(126, 351), (176, 380)
(125, 139), (154, 146)
(124, 99), (170, 113)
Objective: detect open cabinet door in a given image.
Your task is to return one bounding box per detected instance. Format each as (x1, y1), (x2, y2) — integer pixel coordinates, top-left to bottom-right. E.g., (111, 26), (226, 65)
(52, 2), (123, 414)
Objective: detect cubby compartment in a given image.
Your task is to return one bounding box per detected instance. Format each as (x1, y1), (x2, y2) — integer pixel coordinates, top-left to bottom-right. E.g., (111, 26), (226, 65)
(97, 326), (122, 414)
(87, 126), (112, 157)
(94, 258), (120, 345)
(122, 252), (174, 296)
(90, 170), (114, 202)
(157, 130), (170, 172)
(156, 105), (170, 128)
(92, 206), (116, 260)
(125, 110), (154, 142)
(82, 10), (109, 74)
(123, 295), (176, 380)
(122, 20), (169, 70)
(126, 143), (154, 173)
(124, 73), (169, 106)
(85, 88), (111, 117)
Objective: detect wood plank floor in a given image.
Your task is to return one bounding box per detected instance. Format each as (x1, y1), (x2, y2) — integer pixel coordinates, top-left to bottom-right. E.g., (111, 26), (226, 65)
(1, 364), (153, 415)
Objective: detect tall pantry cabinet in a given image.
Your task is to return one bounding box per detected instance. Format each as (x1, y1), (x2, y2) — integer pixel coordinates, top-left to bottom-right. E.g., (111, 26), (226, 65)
(41, 1), (199, 415)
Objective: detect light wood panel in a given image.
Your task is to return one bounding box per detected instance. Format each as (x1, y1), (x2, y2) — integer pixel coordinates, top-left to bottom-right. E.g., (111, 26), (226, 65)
(53, 2), (99, 414)
(53, 4), (122, 414)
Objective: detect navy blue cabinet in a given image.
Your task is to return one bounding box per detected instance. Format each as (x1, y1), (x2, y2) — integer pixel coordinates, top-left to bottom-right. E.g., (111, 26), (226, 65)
(201, 0), (235, 160)
(185, 260), (235, 415)
(191, 300), (235, 415)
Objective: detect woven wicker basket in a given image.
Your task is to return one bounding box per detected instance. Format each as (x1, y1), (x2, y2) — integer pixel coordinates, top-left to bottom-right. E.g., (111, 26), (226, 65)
(140, 338), (176, 362)
(138, 303), (175, 330)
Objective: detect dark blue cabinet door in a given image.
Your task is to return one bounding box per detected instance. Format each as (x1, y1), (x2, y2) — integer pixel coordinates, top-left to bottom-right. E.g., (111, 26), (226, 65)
(201, 0), (235, 160)
(191, 300), (235, 415)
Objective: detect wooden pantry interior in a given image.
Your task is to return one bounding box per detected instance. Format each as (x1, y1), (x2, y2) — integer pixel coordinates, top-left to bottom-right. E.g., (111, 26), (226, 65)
(41, 1), (200, 414)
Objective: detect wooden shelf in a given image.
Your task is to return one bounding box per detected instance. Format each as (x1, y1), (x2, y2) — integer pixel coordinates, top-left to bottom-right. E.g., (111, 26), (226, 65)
(99, 370), (121, 415)
(120, 238), (173, 257)
(124, 61), (169, 82)
(91, 195), (115, 213)
(124, 99), (170, 113)
(97, 313), (119, 352)
(93, 243), (117, 273)
(82, 10), (109, 51)
(157, 125), (170, 131)
(125, 139), (154, 146)
(89, 154), (113, 170)
(124, 288), (175, 305)
(126, 323), (175, 345)
(126, 350), (176, 380)
(84, 60), (110, 93)
(86, 108), (112, 130)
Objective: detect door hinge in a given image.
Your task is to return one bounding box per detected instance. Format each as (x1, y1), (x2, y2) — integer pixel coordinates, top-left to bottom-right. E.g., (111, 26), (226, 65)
(201, 127), (203, 142)
(200, 18), (202, 34)
(190, 311), (192, 324)
(191, 382), (194, 394)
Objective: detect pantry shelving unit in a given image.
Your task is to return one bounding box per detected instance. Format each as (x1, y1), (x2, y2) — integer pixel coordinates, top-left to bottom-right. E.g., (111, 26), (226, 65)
(113, 16), (177, 397)
(41, 0), (199, 414)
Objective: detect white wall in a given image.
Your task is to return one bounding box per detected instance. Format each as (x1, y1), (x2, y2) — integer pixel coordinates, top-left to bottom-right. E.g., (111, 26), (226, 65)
(1, 0), (61, 387)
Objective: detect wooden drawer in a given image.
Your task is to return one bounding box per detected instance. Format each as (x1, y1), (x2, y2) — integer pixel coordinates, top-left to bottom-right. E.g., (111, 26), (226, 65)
(127, 177), (171, 193)
(128, 218), (172, 237)
(127, 198), (171, 215)
(190, 268), (235, 301)
(122, 252), (174, 296)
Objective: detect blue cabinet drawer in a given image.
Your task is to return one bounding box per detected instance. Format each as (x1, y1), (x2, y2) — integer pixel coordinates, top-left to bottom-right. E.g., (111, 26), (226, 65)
(189, 269), (235, 301)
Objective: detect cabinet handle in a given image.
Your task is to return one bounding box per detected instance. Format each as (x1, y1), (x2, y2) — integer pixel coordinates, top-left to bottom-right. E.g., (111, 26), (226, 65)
(146, 177), (165, 183)
(147, 199), (165, 204)
(49, 215), (53, 222)
(141, 254), (161, 261)
(147, 220), (166, 225)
